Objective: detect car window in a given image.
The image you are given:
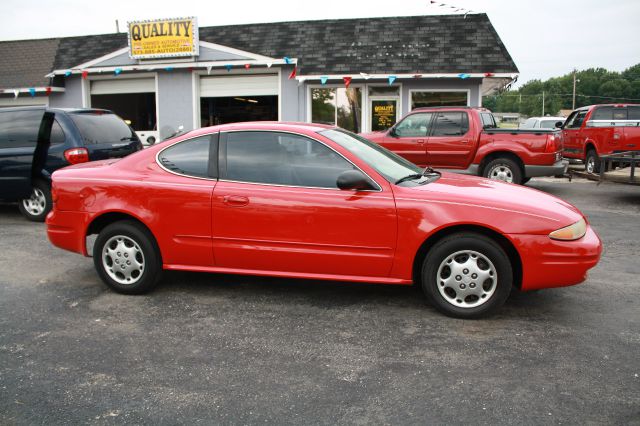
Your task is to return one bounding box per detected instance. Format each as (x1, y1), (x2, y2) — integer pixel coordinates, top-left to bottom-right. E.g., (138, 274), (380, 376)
(394, 113), (433, 137)
(0, 110), (44, 149)
(539, 120), (557, 129)
(566, 111), (587, 129)
(158, 136), (211, 178)
(628, 106), (640, 120)
(480, 113), (497, 129)
(50, 119), (66, 145)
(521, 118), (536, 129)
(321, 128), (422, 184)
(68, 112), (136, 145)
(225, 131), (356, 189)
(431, 112), (469, 136)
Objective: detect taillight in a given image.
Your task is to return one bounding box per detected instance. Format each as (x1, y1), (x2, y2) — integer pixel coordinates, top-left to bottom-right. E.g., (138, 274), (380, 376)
(545, 134), (557, 153)
(64, 147), (89, 164)
(51, 184), (58, 203)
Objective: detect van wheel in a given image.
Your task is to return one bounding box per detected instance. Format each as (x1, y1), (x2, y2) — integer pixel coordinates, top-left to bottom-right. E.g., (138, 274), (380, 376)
(421, 233), (513, 319)
(18, 180), (52, 222)
(483, 158), (522, 184)
(93, 221), (162, 294)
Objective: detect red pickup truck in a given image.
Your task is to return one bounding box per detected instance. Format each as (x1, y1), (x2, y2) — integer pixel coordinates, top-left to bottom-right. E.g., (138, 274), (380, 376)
(361, 107), (566, 185)
(560, 104), (640, 173)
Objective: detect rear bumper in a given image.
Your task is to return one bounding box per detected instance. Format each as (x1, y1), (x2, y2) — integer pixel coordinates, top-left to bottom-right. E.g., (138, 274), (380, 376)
(509, 225), (602, 291)
(46, 209), (90, 256)
(524, 160), (568, 178)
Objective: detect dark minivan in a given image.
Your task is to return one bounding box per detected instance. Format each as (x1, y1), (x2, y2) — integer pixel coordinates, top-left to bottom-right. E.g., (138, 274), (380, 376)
(0, 107), (142, 221)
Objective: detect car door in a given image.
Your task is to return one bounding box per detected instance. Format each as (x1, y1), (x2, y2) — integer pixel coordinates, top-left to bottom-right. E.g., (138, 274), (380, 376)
(562, 110), (588, 157)
(0, 109), (44, 200)
(426, 111), (472, 168)
(380, 112), (433, 167)
(211, 130), (397, 278)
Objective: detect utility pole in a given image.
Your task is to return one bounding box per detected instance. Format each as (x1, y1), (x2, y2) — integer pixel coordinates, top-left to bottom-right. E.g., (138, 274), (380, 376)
(572, 69), (577, 110)
(115, 20), (120, 33)
(542, 91), (545, 116)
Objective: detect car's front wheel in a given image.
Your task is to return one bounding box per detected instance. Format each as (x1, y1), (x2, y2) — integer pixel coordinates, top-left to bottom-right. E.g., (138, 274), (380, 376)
(18, 180), (52, 222)
(93, 221), (162, 294)
(421, 233), (513, 318)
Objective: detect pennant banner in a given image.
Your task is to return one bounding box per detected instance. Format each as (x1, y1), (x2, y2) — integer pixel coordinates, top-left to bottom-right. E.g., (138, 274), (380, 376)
(388, 75), (396, 85)
(81, 70), (89, 79)
(13, 89), (19, 98)
(45, 87), (52, 96)
(28, 88), (36, 97)
(283, 57), (291, 65)
(114, 68), (122, 75)
(320, 76), (328, 85)
(64, 70), (72, 77)
(343, 76), (352, 88)
(458, 73), (470, 79)
(288, 66), (297, 80)
(360, 72), (371, 80)
(244, 64), (251, 70)
(224, 64), (232, 72)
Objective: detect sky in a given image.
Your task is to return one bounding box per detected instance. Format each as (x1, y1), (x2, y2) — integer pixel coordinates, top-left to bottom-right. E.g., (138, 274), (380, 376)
(1, 0), (639, 87)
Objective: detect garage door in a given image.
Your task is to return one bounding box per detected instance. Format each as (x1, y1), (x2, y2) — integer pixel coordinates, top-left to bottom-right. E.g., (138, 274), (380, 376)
(91, 78), (155, 95)
(200, 75), (278, 97)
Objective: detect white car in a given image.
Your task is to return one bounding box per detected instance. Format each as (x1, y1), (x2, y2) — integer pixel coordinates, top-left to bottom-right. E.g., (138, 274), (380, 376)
(521, 116), (565, 130)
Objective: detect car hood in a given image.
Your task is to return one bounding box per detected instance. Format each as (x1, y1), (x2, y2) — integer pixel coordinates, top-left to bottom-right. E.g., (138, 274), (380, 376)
(393, 172), (584, 234)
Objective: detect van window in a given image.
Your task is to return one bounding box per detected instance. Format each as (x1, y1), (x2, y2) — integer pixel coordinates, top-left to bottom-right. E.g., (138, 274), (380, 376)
(0, 110), (44, 149)
(68, 112), (136, 145)
(50, 119), (66, 145)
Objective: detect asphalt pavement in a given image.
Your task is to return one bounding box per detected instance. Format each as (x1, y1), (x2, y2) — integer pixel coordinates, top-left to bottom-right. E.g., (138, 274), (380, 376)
(1, 177), (639, 425)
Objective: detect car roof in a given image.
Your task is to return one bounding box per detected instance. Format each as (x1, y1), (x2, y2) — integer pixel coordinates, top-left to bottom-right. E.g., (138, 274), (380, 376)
(411, 106), (491, 113)
(180, 121), (336, 138)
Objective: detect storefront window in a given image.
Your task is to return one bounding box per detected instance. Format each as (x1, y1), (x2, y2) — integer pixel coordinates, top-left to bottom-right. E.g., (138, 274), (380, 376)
(311, 88), (362, 133)
(411, 91), (468, 109)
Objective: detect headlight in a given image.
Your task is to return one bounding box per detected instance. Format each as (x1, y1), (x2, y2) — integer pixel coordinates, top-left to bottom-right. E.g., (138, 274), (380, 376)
(549, 218), (587, 241)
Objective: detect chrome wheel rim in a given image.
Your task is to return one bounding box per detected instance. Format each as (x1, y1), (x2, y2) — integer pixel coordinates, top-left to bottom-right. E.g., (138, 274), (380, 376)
(22, 188), (46, 216)
(102, 235), (145, 285)
(586, 156), (595, 174)
(488, 165), (514, 183)
(436, 250), (498, 309)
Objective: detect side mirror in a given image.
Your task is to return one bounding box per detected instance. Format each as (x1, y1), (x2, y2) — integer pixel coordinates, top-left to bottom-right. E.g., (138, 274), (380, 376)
(555, 121), (564, 128)
(388, 127), (399, 138)
(337, 170), (375, 191)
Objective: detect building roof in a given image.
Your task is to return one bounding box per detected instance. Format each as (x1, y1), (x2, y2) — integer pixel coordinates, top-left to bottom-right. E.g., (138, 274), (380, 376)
(1, 14), (518, 90)
(0, 38), (60, 90)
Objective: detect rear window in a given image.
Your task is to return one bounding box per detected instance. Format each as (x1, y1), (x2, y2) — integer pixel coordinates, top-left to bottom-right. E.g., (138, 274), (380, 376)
(68, 112), (136, 145)
(431, 112), (469, 136)
(480, 113), (497, 129)
(539, 120), (558, 129)
(627, 106), (640, 120)
(0, 109), (44, 149)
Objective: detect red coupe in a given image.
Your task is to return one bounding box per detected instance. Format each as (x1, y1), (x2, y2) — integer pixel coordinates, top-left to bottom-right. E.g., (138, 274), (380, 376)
(46, 122), (602, 318)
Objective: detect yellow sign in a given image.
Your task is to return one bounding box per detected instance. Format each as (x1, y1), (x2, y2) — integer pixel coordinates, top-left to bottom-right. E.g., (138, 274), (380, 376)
(128, 17), (199, 59)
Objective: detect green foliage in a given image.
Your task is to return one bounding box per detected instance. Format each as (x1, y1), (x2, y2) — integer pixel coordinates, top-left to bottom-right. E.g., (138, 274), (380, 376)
(483, 64), (640, 116)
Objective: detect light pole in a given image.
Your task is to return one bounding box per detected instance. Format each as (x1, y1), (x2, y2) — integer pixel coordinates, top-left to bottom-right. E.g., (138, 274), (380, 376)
(572, 69), (580, 110)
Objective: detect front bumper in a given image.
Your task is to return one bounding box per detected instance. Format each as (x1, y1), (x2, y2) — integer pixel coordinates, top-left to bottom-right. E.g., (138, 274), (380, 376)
(508, 225), (602, 291)
(524, 160), (569, 178)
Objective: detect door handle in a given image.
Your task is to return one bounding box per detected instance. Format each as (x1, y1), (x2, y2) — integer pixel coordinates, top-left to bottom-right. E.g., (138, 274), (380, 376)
(223, 195), (249, 207)
(460, 140), (470, 144)
(412, 139), (426, 144)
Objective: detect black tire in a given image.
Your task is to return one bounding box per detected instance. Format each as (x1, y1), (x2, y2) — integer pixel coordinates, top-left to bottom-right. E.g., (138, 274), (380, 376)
(521, 177), (531, 185)
(585, 149), (609, 174)
(421, 233), (513, 319)
(93, 220), (162, 294)
(483, 158), (523, 185)
(18, 180), (52, 222)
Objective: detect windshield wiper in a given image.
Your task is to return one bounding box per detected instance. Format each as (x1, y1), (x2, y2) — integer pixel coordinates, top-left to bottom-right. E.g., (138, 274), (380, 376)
(395, 166), (441, 185)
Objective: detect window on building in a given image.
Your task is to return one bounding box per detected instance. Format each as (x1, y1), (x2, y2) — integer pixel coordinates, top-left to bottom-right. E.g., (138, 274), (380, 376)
(225, 131), (355, 188)
(431, 112), (469, 136)
(158, 136), (211, 178)
(311, 88), (362, 133)
(411, 91), (468, 109)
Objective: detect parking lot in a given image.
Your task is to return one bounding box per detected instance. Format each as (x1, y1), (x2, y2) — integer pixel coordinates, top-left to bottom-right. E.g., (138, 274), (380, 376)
(1, 177), (639, 424)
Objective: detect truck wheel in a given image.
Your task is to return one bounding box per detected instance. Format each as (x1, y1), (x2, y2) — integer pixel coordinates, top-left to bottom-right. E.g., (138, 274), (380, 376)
(93, 221), (163, 294)
(585, 149), (609, 174)
(421, 232), (513, 319)
(483, 158), (523, 184)
(18, 180), (52, 222)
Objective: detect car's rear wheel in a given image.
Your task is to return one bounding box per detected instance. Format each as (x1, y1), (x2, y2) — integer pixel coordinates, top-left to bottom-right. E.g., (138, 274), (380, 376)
(585, 149), (609, 174)
(93, 221), (162, 294)
(18, 180), (52, 222)
(483, 158), (522, 185)
(421, 233), (513, 319)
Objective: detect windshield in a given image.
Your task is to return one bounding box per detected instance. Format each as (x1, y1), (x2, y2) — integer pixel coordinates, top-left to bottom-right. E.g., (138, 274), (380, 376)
(540, 120), (558, 129)
(319, 128), (422, 183)
(69, 112), (136, 145)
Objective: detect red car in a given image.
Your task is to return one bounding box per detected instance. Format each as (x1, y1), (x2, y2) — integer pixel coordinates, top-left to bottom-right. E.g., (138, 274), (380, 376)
(560, 104), (640, 173)
(46, 122), (602, 318)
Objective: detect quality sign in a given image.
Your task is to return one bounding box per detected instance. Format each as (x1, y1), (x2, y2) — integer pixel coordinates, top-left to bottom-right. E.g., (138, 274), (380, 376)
(128, 17), (199, 59)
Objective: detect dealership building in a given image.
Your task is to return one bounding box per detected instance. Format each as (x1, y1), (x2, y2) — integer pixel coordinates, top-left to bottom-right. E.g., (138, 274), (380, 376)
(0, 14), (518, 143)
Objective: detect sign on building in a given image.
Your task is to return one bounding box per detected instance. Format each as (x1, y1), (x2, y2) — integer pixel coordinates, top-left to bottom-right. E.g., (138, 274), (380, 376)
(128, 17), (199, 59)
